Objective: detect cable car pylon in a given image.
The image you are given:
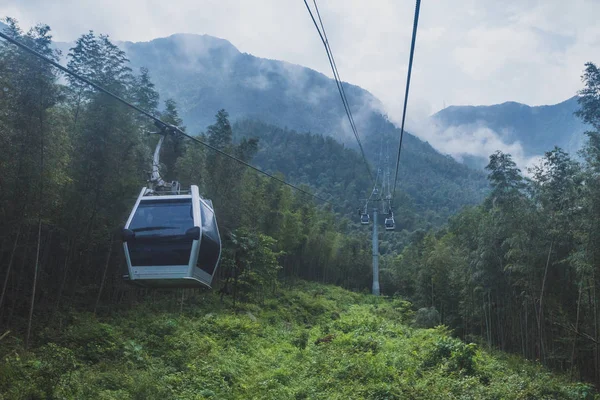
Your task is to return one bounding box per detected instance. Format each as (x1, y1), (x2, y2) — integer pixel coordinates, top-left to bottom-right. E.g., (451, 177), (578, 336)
(372, 207), (380, 295)
(358, 136), (389, 296)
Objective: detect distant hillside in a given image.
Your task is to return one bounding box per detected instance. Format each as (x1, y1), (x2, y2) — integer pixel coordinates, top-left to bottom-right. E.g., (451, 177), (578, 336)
(120, 33), (382, 140)
(432, 97), (590, 167)
(115, 33), (488, 217)
(234, 120), (488, 228)
(45, 32), (488, 219)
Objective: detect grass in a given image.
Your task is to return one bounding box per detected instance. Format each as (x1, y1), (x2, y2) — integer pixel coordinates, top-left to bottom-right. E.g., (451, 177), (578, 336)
(0, 282), (596, 399)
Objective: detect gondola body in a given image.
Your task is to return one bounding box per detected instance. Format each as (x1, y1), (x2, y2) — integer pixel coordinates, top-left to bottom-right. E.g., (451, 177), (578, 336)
(360, 214), (370, 225)
(122, 185), (221, 288)
(384, 216), (395, 231)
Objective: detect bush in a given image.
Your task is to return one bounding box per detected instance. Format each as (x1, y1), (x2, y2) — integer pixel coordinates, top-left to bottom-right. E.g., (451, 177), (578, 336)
(292, 330), (309, 350)
(423, 336), (478, 376)
(414, 307), (440, 328)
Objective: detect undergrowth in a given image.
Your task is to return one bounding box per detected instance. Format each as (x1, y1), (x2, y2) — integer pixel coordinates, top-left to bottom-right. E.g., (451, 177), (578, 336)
(0, 282), (596, 399)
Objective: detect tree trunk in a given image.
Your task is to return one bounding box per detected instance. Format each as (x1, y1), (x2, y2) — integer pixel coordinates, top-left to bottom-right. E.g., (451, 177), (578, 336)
(54, 237), (73, 315)
(7, 228), (32, 327)
(26, 87), (45, 349)
(25, 218), (42, 349)
(94, 236), (114, 315)
(538, 240), (553, 363)
(0, 226), (21, 313)
(594, 278), (599, 384)
(570, 283), (583, 379)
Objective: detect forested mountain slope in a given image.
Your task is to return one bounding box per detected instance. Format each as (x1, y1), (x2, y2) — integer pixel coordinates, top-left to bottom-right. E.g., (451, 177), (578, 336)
(383, 62), (600, 386)
(45, 32), (492, 223)
(119, 33), (384, 139)
(1, 282), (594, 399)
(116, 33), (489, 214)
(432, 96), (590, 167)
(234, 120), (488, 227)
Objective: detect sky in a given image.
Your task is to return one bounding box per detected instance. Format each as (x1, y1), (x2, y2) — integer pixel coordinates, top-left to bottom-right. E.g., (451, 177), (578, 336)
(2, 0), (599, 167)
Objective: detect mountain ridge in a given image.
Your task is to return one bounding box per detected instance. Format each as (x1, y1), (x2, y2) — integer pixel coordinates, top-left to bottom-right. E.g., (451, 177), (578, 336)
(119, 32), (385, 140)
(431, 95), (589, 167)
(29, 30), (489, 219)
(113, 32), (489, 217)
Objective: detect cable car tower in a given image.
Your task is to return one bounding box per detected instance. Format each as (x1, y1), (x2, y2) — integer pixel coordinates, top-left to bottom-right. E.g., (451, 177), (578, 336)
(121, 124), (222, 288)
(358, 138), (397, 296)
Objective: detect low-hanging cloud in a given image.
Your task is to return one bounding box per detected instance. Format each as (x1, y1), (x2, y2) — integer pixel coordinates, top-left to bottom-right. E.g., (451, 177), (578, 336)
(3, 0), (599, 171)
(3, 0), (599, 121)
(410, 117), (543, 174)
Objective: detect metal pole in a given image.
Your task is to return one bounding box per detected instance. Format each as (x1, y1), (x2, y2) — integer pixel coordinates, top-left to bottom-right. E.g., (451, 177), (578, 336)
(372, 208), (380, 295)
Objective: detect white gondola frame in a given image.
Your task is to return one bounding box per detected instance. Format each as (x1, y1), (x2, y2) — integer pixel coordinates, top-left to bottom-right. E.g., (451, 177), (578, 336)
(123, 185), (221, 288)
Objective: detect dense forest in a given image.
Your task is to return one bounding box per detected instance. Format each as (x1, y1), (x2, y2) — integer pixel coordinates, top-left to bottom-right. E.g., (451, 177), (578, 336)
(2, 15), (600, 395)
(0, 20), (376, 345)
(233, 120), (488, 228)
(383, 61), (600, 384)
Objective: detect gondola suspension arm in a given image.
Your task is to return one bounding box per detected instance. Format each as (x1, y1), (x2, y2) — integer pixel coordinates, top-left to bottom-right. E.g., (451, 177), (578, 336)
(145, 124), (181, 194)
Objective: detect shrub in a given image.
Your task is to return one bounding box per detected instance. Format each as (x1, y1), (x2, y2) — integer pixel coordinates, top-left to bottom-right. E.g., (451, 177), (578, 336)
(414, 307), (440, 328)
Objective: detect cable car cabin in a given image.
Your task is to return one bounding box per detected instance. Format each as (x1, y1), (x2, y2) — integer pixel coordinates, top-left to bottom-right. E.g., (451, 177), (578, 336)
(121, 185), (221, 288)
(384, 216), (395, 231)
(360, 213), (370, 225)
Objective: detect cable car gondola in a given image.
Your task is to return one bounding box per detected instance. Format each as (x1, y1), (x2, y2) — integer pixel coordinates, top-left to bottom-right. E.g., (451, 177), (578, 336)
(121, 126), (221, 288)
(384, 215), (395, 231)
(360, 213), (370, 225)
(122, 185), (221, 288)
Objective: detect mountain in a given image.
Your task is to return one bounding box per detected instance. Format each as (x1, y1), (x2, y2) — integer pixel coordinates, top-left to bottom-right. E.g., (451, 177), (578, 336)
(120, 33), (383, 139)
(233, 120), (487, 230)
(115, 33), (488, 217)
(431, 97), (590, 167)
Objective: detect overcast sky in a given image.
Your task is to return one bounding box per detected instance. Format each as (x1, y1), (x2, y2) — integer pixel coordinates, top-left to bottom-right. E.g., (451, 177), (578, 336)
(2, 0), (599, 142)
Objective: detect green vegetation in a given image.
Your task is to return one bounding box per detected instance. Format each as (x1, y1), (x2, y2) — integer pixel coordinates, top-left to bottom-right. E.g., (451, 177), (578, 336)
(382, 62), (600, 386)
(2, 16), (600, 398)
(1, 282), (595, 399)
(0, 18), (371, 346)
(234, 120), (488, 229)
(119, 31), (491, 221)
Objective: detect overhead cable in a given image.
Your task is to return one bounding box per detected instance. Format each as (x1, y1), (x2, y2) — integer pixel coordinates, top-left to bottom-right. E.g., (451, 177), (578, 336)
(0, 31), (332, 205)
(303, 0), (375, 185)
(391, 0), (421, 199)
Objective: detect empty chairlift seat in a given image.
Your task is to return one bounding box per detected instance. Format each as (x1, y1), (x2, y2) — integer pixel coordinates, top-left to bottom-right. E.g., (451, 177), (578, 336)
(122, 185), (221, 288)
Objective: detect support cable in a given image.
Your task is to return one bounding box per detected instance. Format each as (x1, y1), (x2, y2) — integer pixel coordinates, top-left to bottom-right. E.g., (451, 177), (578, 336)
(303, 0), (374, 185)
(0, 31), (332, 205)
(391, 0), (422, 198)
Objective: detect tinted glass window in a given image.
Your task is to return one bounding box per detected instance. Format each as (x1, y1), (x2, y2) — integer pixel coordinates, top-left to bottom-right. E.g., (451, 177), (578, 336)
(197, 201), (221, 275)
(130, 199), (193, 236)
(127, 199), (194, 266)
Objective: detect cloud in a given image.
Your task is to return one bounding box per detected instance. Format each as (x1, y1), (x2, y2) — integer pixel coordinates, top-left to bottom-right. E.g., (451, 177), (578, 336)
(409, 118), (543, 173)
(2, 0), (599, 154)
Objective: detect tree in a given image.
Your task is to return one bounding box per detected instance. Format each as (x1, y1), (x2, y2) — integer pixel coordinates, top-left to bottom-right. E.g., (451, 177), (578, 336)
(485, 151), (525, 207)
